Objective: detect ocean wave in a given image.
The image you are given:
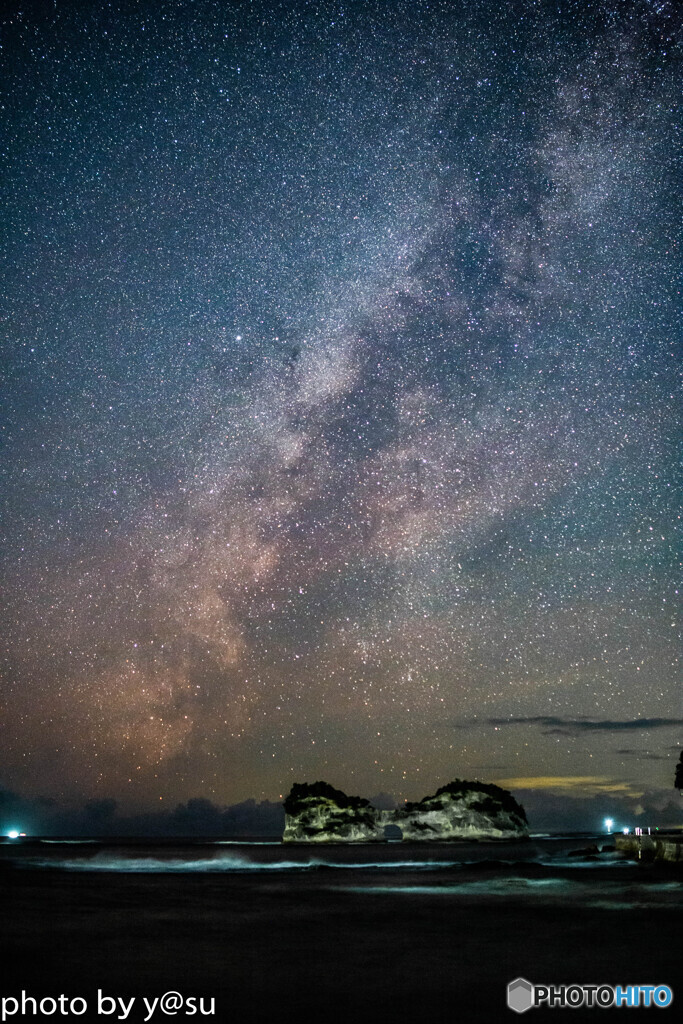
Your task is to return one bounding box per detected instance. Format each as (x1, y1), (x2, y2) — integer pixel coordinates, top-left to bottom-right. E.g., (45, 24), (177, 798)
(22, 853), (463, 873)
(16, 848), (631, 874)
(333, 877), (576, 896)
(214, 840), (282, 846)
(28, 854), (306, 872)
(334, 875), (682, 908)
(537, 854), (629, 869)
(40, 839), (99, 844)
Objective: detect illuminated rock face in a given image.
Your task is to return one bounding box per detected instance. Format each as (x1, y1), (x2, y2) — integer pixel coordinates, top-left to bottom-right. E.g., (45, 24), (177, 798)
(282, 781), (384, 843)
(397, 780), (528, 841)
(282, 779), (528, 842)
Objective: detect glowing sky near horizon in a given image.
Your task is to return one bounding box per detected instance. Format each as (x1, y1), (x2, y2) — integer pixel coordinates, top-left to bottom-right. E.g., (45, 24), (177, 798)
(1, 0), (679, 809)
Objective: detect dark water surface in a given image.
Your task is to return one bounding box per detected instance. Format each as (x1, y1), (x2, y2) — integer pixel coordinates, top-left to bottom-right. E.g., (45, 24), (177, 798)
(1, 836), (679, 1023)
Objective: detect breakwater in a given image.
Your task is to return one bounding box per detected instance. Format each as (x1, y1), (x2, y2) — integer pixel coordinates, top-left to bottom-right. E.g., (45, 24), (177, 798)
(615, 833), (682, 865)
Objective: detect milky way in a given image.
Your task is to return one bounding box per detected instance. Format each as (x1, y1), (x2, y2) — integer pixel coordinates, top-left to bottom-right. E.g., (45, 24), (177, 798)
(1, 0), (679, 813)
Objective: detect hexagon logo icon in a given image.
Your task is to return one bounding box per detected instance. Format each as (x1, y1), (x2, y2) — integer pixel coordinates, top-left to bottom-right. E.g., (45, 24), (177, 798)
(507, 977), (534, 1014)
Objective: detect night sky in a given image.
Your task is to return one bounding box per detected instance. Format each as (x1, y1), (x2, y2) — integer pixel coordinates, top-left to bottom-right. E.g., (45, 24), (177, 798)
(1, 0), (680, 828)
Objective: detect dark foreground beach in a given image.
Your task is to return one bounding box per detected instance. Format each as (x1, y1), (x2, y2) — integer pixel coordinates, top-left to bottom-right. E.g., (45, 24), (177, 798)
(1, 838), (679, 1024)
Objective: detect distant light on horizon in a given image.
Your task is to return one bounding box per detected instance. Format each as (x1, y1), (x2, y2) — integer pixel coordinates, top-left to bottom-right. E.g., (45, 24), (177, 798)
(7, 830), (20, 839)
(605, 818), (614, 833)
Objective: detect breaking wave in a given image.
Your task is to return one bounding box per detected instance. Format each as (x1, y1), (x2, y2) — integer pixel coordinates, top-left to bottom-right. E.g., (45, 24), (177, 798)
(337, 876), (681, 909)
(40, 839), (99, 844)
(22, 852), (462, 873)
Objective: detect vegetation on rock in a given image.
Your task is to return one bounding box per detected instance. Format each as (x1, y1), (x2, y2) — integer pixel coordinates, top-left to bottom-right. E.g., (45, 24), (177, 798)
(403, 778), (526, 823)
(283, 777), (528, 841)
(283, 781), (373, 816)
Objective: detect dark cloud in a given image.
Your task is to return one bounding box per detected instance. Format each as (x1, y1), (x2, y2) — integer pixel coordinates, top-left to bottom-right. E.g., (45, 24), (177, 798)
(0, 790), (284, 838)
(615, 749), (669, 760)
(84, 798), (118, 821)
(484, 717), (683, 736)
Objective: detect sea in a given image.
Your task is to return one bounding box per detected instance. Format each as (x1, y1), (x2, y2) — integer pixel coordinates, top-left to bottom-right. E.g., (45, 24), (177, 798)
(1, 834), (680, 1023)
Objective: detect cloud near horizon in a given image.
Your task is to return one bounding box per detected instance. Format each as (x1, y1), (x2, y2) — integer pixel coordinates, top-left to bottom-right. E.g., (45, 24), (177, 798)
(482, 717), (683, 736)
(616, 749), (669, 760)
(491, 776), (645, 797)
(0, 788), (285, 838)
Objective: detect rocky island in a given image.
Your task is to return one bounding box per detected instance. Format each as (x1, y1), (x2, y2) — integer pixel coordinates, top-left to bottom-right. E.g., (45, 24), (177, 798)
(282, 778), (528, 842)
(282, 781), (385, 843)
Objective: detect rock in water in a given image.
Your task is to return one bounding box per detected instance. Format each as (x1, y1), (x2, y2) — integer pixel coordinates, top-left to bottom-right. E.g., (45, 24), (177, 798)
(397, 780), (528, 841)
(282, 781), (384, 842)
(282, 779), (528, 842)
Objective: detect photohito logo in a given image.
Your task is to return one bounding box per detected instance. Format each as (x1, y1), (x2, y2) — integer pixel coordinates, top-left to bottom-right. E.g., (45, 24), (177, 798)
(507, 979), (673, 1012)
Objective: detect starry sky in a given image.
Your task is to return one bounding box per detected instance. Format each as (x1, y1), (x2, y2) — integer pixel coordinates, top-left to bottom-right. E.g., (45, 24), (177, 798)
(1, 0), (680, 824)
